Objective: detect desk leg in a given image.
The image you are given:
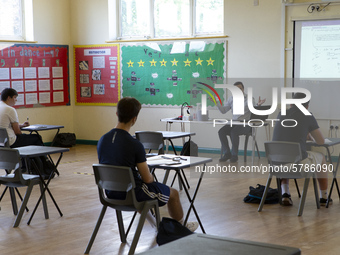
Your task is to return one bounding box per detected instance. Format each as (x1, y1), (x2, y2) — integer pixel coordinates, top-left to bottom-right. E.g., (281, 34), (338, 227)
(27, 155), (63, 225)
(326, 153), (340, 208)
(50, 128), (61, 147)
(252, 128), (257, 166)
(181, 167), (205, 234)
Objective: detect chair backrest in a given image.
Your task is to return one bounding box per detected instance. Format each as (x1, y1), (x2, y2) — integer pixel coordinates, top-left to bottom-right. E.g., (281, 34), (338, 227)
(135, 131), (164, 154)
(0, 127), (10, 147)
(264, 141), (304, 178)
(92, 164), (143, 211)
(0, 147), (22, 181)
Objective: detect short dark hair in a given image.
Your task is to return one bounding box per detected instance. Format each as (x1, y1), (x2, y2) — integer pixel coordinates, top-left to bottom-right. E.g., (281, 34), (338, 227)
(1, 88), (18, 101)
(117, 97), (142, 124)
(293, 92), (310, 107)
(234, 81), (244, 90)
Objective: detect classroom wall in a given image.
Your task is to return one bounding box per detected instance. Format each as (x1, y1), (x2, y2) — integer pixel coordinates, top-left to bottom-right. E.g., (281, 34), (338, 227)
(17, 0), (340, 156)
(15, 0), (74, 143)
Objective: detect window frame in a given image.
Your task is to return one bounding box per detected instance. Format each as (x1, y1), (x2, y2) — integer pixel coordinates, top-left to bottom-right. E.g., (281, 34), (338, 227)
(116, 0), (224, 40)
(0, 0), (34, 42)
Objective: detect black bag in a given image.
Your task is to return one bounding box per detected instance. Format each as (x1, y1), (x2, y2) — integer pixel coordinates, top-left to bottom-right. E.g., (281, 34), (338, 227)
(54, 133), (76, 147)
(243, 184), (279, 204)
(156, 217), (193, 246)
(30, 156), (55, 179)
(180, 140), (198, 156)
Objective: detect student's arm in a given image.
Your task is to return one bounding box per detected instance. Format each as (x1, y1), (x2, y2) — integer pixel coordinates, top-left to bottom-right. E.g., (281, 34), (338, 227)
(136, 161), (154, 183)
(310, 128), (325, 145)
(11, 122), (22, 135)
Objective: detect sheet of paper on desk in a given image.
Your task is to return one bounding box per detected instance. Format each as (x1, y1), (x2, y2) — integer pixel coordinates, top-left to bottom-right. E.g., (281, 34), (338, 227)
(325, 138), (332, 143)
(28, 125), (47, 129)
(147, 155), (179, 166)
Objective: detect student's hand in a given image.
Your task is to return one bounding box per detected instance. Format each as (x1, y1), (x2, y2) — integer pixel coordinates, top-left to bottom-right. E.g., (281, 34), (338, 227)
(258, 97), (266, 106)
(21, 121), (30, 127)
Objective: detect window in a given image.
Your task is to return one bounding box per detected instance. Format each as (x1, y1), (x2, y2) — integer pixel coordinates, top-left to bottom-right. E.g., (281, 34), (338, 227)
(0, 0), (24, 40)
(118, 0), (224, 39)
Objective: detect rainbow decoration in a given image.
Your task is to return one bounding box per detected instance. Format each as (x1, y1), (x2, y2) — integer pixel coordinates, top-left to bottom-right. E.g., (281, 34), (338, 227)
(197, 87), (217, 105)
(197, 82), (222, 105)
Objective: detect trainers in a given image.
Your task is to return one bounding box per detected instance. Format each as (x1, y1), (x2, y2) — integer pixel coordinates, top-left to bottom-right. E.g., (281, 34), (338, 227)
(320, 198), (333, 206)
(219, 153), (231, 162)
(186, 221), (198, 232)
(230, 155), (238, 163)
(282, 193), (293, 206)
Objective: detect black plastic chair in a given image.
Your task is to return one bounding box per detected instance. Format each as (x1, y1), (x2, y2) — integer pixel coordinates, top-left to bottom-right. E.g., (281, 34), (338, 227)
(0, 147), (48, 227)
(258, 141), (320, 216)
(84, 164), (161, 255)
(135, 131), (189, 190)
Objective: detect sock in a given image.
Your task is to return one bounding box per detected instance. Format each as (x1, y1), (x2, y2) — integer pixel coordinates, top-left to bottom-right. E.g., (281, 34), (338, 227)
(281, 184), (290, 195)
(145, 211), (157, 228)
(320, 190), (328, 199)
(179, 218), (184, 225)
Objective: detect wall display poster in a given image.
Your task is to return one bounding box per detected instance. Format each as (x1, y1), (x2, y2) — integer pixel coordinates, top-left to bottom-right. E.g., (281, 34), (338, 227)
(121, 41), (226, 106)
(0, 44), (70, 108)
(74, 44), (120, 106)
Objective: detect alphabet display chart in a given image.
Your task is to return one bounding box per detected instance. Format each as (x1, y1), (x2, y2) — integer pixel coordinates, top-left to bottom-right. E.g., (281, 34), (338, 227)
(0, 44), (70, 108)
(74, 44), (120, 106)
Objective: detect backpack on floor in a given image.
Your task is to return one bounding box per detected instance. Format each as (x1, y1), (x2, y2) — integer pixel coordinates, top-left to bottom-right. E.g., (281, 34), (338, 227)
(156, 217), (193, 245)
(180, 140), (198, 156)
(243, 184), (279, 204)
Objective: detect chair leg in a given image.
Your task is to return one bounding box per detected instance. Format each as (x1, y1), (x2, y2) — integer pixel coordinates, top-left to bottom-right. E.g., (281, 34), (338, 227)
(15, 188), (29, 212)
(244, 134), (249, 162)
(128, 206), (149, 255)
(9, 187), (18, 215)
(0, 186), (8, 202)
(313, 178), (320, 209)
(84, 206), (107, 254)
(116, 210), (127, 243)
(297, 178), (310, 216)
(13, 184), (34, 227)
(126, 211), (138, 238)
(258, 174), (273, 212)
(255, 141), (260, 159)
(294, 179), (301, 198)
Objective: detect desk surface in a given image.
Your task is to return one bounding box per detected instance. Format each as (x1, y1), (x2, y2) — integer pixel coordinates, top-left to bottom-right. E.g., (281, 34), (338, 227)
(138, 234), (300, 255)
(16, 145), (69, 157)
(157, 131), (195, 139)
(160, 117), (268, 127)
(307, 138), (340, 147)
(21, 124), (64, 131)
(147, 154), (211, 169)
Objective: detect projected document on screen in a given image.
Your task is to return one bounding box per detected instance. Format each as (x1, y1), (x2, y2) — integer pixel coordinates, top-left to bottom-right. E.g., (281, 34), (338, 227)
(294, 19), (340, 79)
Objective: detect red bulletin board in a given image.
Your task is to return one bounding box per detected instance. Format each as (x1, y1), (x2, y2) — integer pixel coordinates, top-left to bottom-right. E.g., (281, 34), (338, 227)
(0, 44), (70, 108)
(74, 44), (120, 106)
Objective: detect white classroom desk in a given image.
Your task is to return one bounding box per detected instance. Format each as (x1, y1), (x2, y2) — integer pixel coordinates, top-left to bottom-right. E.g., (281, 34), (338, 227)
(160, 117), (269, 165)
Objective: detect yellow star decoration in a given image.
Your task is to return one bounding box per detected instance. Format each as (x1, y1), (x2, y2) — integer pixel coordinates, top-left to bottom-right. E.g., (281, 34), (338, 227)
(160, 59), (167, 66)
(171, 58), (178, 66)
(137, 59), (144, 67)
(150, 59), (157, 66)
(127, 60), (134, 67)
(184, 58), (192, 67)
(195, 57), (203, 66)
(206, 58), (215, 66)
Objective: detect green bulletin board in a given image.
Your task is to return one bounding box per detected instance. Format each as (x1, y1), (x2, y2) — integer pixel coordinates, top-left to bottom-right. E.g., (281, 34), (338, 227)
(121, 41), (226, 106)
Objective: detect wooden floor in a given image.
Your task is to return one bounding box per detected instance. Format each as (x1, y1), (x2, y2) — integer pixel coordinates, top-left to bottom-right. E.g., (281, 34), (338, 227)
(0, 144), (340, 254)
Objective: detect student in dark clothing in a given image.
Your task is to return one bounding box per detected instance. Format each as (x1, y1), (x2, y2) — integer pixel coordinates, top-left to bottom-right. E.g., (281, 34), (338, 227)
(272, 93), (330, 206)
(97, 97), (198, 231)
